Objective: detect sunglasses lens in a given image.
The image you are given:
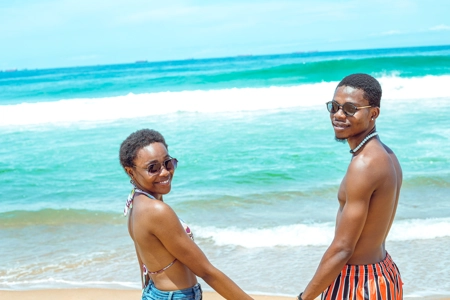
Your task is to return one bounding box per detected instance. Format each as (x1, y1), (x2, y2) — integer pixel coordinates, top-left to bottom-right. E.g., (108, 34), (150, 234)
(167, 158), (178, 170)
(147, 158), (178, 174)
(148, 163), (161, 174)
(165, 158), (178, 171)
(326, 101), (338, 113)
(342, 103), (357, 116)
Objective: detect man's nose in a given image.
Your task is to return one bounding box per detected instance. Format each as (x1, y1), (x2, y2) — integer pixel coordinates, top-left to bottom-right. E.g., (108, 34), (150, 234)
(334, 107), (346, 119)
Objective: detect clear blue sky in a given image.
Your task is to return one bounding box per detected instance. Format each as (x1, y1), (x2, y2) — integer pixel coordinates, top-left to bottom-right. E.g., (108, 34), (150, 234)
(1, 0), (450, 69)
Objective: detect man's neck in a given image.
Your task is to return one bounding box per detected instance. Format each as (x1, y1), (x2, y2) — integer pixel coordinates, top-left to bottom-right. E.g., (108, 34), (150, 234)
(347, 126), (376, 152)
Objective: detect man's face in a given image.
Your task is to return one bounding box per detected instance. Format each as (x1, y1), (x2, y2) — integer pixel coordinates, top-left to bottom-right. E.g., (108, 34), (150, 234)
(330, 86), (373, 141)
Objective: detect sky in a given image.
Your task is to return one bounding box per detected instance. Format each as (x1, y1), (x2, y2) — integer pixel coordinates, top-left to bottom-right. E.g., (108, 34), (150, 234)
(1, 0), (450, 69)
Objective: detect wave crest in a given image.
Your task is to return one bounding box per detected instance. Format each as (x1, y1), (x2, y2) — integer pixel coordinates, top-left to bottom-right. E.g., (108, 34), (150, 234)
(1, 75), (449, 127)
(194, 217), (450, 247)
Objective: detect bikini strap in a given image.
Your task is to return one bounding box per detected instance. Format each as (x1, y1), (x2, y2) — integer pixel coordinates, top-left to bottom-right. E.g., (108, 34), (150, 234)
(123, 188), (135, 216)
(144, 259), (178, 275)
(142, 259), (178, 287)
(124, 187), (156, 216)
(134, 188), (156, 199)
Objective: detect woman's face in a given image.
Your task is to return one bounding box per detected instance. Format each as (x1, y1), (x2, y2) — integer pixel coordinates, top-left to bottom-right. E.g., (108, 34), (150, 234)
(127, 142), (175, 200)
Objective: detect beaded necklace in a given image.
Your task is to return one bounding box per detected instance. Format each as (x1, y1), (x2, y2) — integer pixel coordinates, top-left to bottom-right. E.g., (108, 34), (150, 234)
(349, 132), (378, 154)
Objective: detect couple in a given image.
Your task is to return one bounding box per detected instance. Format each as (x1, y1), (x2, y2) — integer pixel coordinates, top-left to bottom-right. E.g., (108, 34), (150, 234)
(119, 73), (403, 300)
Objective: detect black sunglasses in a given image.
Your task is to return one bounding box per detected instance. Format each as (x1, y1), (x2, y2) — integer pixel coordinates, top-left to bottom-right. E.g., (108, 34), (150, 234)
(326, 100), (372, 116)
(146, 158), (178, 175)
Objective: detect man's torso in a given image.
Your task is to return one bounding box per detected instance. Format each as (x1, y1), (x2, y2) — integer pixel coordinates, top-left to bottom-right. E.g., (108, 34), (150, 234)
(336, 140), (402, 265)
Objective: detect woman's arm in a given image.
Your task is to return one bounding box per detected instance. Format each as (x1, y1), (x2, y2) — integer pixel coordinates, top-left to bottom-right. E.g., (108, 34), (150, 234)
(148, 201), (253, 300)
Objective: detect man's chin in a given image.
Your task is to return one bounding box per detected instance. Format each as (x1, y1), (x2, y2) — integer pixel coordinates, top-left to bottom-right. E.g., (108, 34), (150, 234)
(335, 136), (347, 143)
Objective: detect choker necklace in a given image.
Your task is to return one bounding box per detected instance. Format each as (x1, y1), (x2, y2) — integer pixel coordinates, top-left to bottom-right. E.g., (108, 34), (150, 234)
(350, 132), (378, 154)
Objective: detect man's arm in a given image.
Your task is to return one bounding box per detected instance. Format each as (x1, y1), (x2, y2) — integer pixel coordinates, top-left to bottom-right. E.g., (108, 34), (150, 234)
(300, 159), (377, 300)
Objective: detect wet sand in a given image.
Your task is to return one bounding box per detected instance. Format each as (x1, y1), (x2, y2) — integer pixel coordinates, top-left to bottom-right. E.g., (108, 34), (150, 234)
(0, 289), (293, 300)
(1, 288), (449, 299)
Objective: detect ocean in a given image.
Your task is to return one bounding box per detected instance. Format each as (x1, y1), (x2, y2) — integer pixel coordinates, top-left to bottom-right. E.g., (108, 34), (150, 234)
(1, 45), (449, 298)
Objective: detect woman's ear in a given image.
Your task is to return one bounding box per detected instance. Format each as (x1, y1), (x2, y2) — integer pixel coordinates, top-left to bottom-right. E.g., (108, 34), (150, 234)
(125, 167), (134, 180)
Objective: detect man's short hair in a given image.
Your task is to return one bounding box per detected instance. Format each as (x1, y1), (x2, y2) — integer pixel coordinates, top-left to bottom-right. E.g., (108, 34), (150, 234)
(119, 129), (168, 169)
(337, 73), (382, 107)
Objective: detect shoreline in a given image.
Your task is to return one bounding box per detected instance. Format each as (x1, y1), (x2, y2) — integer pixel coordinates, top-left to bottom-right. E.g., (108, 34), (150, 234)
(0, 289), (293, 300)
(1, 289), (449, 300)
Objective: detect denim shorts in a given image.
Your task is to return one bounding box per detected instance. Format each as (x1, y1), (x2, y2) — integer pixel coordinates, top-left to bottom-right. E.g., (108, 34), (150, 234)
(142, 282), (202, 300)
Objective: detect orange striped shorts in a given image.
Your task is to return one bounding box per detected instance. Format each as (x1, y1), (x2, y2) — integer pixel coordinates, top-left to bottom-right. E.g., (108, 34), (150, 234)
(321, 252), (403, 300)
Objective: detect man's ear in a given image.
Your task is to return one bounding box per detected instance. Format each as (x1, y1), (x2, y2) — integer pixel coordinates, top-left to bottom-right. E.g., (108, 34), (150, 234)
(371, 107), (380, 120)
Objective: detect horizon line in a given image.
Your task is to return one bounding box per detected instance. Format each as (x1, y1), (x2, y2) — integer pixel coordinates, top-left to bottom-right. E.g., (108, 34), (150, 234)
(2, 43), (450, 73)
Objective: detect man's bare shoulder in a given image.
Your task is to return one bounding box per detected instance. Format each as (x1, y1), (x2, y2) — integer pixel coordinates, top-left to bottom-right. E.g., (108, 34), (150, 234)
(347, 141), (395, 180)
(382, 143), (394, 154)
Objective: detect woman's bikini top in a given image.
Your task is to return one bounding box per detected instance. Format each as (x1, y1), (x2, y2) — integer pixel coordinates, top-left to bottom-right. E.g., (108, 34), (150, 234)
(124, 187), (194, 281)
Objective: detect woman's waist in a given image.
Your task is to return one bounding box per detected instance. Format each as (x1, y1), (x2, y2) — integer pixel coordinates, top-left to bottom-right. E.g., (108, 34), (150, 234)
(144, 281), (202, 298)
(149, 266), (198, 291)
(151, 276), (198, 291)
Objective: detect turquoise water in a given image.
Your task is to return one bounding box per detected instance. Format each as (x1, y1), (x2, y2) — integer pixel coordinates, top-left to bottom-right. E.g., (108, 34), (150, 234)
(2, 45), (450, 104)
(1, 45), (450, 297)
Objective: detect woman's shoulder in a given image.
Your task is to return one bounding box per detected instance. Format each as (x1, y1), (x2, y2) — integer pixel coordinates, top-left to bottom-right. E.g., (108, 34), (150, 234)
(132, 194), (178, 221)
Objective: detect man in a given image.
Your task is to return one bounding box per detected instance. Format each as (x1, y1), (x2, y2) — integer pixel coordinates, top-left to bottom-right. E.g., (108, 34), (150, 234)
(298, 73), (403, 300)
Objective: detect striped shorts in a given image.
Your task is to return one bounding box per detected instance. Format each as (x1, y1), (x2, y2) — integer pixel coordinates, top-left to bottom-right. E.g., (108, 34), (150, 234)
(321, 252), (403, 300)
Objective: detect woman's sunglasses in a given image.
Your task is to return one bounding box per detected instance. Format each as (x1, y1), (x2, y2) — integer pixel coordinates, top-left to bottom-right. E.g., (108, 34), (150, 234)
(326, 100), (372, 117)
(146, 158), (178, 175)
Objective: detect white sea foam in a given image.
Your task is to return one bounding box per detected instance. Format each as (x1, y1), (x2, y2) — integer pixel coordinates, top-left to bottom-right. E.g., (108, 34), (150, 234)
(1, 75), (449, 127)
(0, 278), (140, 289)
(194, 217), (450, 248)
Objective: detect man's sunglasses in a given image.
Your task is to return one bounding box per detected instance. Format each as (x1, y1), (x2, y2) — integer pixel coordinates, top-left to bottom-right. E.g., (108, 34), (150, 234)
(146, 158), (178, 175)
(326, 100), (372, 117)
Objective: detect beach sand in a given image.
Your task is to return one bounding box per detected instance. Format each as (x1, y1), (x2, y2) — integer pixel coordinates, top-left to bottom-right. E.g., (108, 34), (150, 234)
(1, 289), (449, 300)
(0, 289), (293, 300)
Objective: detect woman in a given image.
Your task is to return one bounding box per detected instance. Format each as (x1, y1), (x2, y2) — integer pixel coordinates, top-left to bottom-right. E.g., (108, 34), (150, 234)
(119, 129), (253, 300)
